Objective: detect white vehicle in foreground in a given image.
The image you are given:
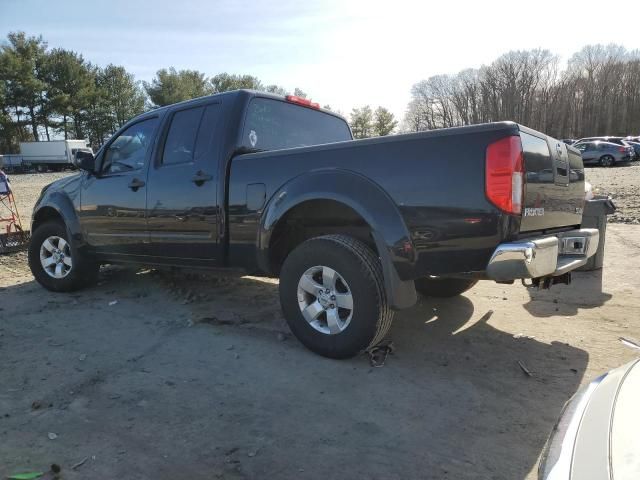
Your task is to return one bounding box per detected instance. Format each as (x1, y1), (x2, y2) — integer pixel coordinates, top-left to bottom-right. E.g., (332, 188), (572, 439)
(539, 356), (640, 479)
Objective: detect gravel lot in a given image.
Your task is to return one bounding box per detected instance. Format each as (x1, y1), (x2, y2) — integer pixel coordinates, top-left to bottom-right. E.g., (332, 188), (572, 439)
(6, 172), (72, 229)
(586, 162), (640, 223)
(1, 169), (639, 479)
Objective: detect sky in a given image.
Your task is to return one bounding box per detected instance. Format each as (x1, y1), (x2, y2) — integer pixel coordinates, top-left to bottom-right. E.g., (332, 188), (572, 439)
(1, 0), (638, 121)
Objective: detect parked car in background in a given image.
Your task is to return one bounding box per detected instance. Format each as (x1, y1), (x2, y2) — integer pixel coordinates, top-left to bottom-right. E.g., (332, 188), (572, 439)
(574, 140), (634, 167)
(538, 358), (640, 480)
(561, 138), (577, 145)
(576, 136), (636, 159)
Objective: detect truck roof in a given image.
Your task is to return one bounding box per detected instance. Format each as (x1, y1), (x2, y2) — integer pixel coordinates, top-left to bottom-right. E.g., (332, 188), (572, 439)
(146, 89), (346, 123)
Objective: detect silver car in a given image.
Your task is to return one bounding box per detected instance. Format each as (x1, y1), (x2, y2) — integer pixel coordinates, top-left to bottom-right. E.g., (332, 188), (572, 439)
(573, 140), (634, 167)
(539, 358), (640, 479)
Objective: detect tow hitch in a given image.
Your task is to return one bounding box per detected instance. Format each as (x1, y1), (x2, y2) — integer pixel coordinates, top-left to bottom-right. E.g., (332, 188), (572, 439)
(523, 272), (572, 290)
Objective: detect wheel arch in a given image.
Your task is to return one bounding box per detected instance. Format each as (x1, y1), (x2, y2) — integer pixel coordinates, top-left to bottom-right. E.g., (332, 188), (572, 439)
(258, 169), (417, 309)
(32, 192), (84, 246)
(599, 154), (615, 166)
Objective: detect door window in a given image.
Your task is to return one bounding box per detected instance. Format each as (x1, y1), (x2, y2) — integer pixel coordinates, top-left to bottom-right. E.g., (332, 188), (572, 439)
(194, 104), (221, 160)
(102, 118), (158, 174)
(161, 107), (205, 165)
(576, 143), (590, 152)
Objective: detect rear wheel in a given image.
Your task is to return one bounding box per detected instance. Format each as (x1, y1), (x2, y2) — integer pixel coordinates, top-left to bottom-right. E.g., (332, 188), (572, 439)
(279, 234), (393, 359)
(28, 220), (99, 292)
(415, 277), (478, 298)
(599, 155), (615, 167)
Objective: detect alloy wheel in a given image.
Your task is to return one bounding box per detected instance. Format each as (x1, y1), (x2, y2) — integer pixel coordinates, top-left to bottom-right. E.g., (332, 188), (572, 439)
(296, 265), (354, 335)
(39, 235), (73, 279)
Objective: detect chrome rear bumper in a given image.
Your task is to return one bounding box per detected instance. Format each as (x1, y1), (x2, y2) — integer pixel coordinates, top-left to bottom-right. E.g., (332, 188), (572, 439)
(486, 228), (599, 282)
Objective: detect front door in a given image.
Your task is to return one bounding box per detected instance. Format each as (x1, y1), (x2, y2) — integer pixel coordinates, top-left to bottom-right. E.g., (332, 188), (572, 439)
(79, 116), (159, 256)
(145, 102), (221, 262)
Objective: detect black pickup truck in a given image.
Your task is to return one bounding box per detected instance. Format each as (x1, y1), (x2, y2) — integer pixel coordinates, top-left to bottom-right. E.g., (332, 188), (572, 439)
(29, 90), (598, 358)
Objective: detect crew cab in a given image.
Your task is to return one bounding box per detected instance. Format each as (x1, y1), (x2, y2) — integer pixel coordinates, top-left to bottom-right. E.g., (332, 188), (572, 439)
(28, 90), (598, 358)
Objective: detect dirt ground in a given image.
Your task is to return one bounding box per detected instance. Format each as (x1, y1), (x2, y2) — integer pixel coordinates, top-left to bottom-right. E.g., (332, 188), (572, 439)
(1, 170), (639, 479)
(586, 161), (640, 223)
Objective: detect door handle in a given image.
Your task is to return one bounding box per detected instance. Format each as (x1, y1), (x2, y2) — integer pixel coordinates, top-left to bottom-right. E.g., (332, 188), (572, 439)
(128, 178), (145, 191)
(192, 171), (213, 186)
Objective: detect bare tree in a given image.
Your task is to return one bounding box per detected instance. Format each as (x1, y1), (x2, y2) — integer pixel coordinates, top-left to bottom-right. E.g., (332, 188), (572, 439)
(403, 45), (640, 138)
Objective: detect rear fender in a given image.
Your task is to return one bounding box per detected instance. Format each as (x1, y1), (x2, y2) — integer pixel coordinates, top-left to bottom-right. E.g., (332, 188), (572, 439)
(258, 169), (417, 309)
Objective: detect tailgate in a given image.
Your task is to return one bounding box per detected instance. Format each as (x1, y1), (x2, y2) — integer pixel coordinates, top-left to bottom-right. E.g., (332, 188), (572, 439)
(519, 126), (584, 232)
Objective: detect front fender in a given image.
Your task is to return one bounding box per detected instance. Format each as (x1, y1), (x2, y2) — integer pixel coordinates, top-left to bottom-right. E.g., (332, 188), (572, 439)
(258, 169), (417, 309)
(32, 181), (84, 247)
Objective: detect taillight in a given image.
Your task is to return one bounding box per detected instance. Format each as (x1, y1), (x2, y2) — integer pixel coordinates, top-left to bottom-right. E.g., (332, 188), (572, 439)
(485, 135), (524, 215)
(285, 95), (320, 109)
(619, 146), (626, 153)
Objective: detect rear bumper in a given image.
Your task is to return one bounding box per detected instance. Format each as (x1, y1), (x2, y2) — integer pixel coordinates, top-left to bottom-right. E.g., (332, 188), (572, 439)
(486, 228), (599, 282)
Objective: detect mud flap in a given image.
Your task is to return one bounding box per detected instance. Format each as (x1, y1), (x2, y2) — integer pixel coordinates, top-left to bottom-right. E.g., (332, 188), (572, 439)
(372, 231), (417, 310)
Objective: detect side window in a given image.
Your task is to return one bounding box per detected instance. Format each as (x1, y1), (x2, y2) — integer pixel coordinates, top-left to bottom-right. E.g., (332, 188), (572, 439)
(102, 118), (158, 175)
(161, 107), (205, 165)
(194, 104), (221, 160)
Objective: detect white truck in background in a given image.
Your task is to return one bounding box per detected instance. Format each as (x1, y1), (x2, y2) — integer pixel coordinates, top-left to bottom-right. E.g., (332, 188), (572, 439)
(0, 140), (92, 172)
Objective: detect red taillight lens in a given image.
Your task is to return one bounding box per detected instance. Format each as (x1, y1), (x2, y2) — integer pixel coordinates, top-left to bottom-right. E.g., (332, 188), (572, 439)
(285, 95), (320, 109)
(619, 146), (626, 153)
(485, 135), (524, 215)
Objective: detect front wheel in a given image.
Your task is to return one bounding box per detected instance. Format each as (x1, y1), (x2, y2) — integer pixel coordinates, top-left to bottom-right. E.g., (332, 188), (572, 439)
(279, 235), (394, 359)
(414, 277), (478, 298)
(28, 220), (99, 292)
(599, 155), (615, 167)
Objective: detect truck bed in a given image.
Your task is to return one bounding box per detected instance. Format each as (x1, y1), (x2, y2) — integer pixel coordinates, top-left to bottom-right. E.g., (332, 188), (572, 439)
(228, 122), (584, 280)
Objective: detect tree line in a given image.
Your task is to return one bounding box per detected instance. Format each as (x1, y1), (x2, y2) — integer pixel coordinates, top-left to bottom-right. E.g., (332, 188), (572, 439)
(5, 31), (636, 154)
(403, 45), (640, 138)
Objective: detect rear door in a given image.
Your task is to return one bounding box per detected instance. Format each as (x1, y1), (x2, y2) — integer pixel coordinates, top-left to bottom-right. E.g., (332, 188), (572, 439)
(575, 142), (597, 163)
(519, 127), (584, 232)
(145, 101), (222, 262)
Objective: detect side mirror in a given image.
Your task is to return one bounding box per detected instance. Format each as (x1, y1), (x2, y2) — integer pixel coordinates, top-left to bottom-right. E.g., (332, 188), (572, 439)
(75, 150), (96, 173)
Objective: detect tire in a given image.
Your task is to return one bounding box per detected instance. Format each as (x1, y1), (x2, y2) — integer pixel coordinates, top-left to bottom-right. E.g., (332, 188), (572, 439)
(28, 220), (99, 292)
(599, 155), (615, 167)
(279, 234), (394, 359)
(414, 277), (478, 298)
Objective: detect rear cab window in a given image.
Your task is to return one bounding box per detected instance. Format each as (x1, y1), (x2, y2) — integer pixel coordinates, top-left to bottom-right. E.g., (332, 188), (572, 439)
(241, 97), (352, 151)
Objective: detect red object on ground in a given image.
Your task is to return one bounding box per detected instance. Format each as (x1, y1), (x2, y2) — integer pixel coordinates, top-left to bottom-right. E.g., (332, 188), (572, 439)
(0, 169), (29, 253)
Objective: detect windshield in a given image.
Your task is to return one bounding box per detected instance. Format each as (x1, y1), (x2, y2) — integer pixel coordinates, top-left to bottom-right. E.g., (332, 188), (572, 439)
(241, 97), (352, 151)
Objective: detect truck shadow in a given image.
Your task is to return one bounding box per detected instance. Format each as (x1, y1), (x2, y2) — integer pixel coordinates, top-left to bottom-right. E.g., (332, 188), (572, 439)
(387, 295), (589, 478)
(148, 269), (589, 478)
(523, 269), (612, 317)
